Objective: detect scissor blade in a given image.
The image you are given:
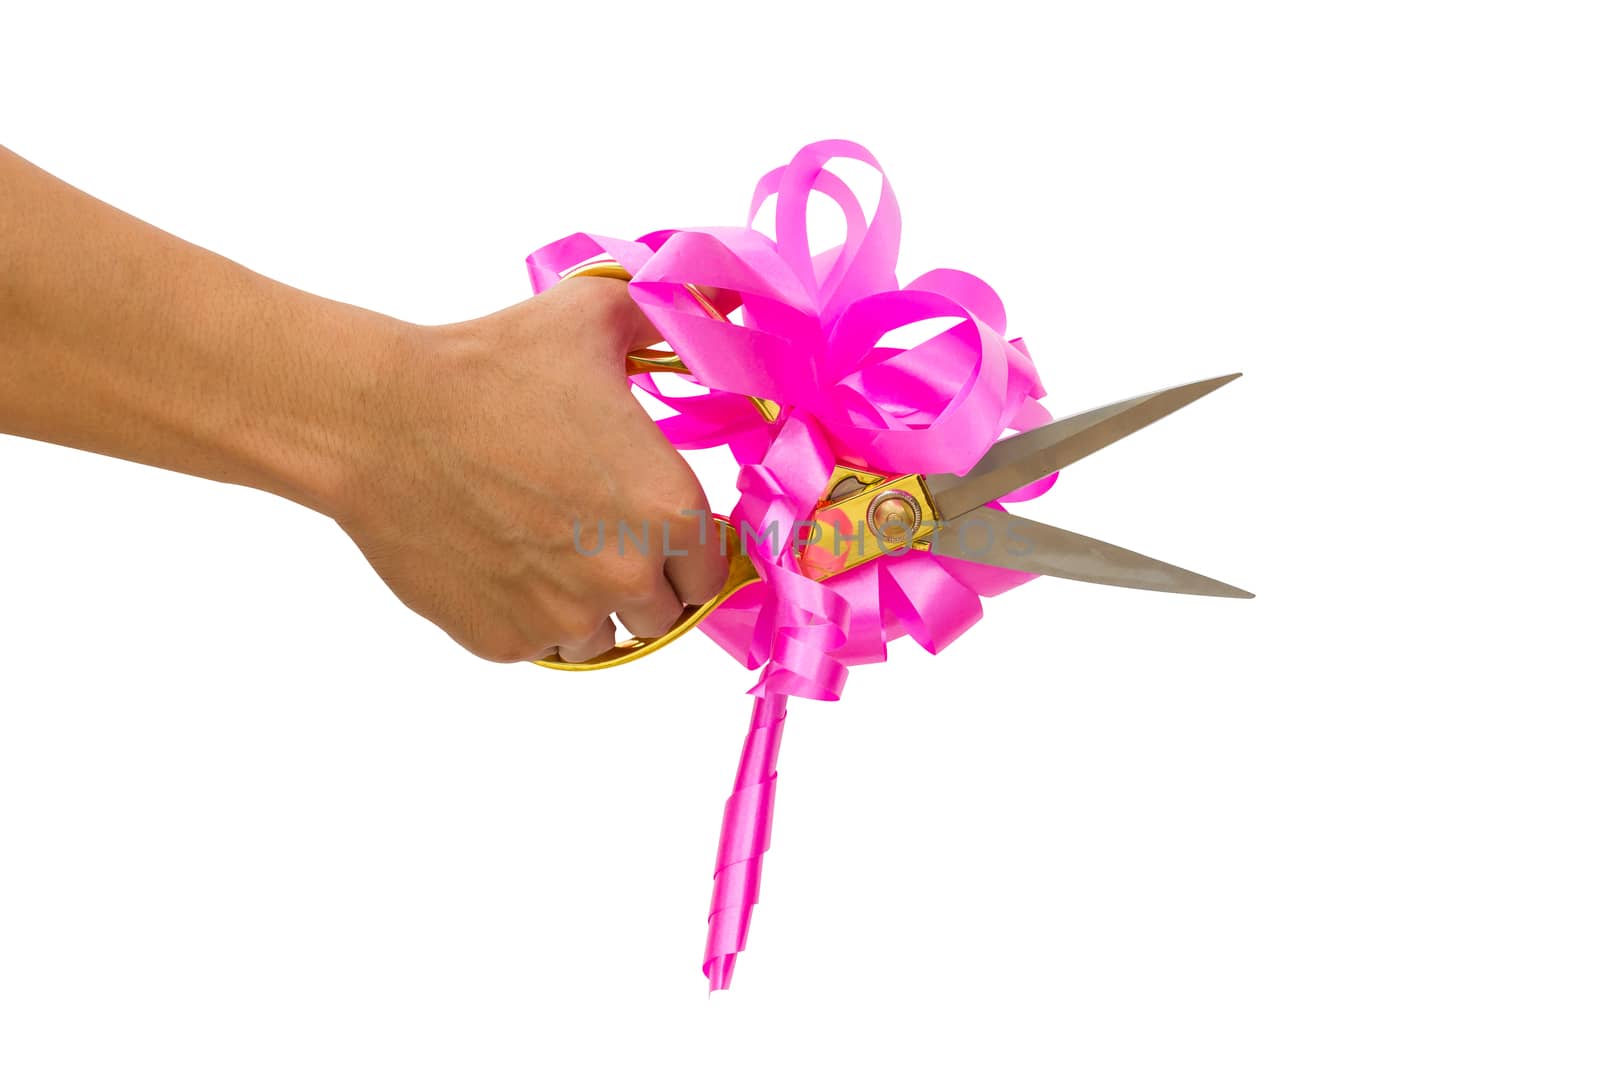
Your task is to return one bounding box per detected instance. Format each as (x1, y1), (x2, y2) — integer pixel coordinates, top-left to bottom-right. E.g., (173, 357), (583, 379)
(923, 373), (1241, 519)
(930, 510), (1254, 598)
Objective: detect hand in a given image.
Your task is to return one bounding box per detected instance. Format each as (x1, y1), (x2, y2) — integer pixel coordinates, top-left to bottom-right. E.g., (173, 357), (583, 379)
(1, 149), (724, 664)
(334, 276), (728, 663)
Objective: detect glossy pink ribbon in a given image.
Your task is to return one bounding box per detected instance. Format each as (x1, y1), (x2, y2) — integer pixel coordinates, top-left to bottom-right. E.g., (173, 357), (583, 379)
(528, 140), (1056, 990)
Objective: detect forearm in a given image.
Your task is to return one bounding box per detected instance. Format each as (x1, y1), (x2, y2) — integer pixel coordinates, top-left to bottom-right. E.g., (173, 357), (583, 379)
(0, 147), (726, 663)
(0, 146), (412, 516)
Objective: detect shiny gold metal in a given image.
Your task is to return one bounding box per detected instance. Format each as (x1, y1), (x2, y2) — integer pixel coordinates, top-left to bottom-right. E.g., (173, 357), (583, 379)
(626, 350), (692, 376)
(798, 472), (941, 581)
(826, 472), (877, 501)
(534, 518), (760, 670)
(867, 491), (921, 543)
(822, 466), (885, 501)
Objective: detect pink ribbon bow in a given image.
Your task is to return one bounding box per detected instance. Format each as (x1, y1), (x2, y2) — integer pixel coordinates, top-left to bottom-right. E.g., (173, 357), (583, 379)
(528, 140), (1056, 989)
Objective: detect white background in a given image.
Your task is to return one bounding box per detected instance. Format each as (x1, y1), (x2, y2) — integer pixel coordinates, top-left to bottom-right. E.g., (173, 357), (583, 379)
(2, 2), (1596, 1064)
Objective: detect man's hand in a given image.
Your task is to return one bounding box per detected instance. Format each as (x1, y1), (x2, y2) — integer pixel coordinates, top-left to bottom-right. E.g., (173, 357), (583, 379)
(0, 147), (725, 664)
(339, 278), (727, 663)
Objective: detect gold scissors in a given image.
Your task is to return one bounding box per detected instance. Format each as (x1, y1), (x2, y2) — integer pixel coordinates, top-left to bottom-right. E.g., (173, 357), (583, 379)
(536, 262), (1251, 670)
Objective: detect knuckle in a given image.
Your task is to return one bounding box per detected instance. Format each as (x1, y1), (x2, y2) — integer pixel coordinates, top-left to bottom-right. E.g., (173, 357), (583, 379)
(551, 607), (606, 645)
(560, 623), (616, 661)
(682, 567), (727, 605)
(565, 276), (639, 347)
(599, 554), (657, 599)
(658, 468), (706, 515)
(475, 636), (536, 664)
(630, 463), (703, 523)
(632, 608), (680, 639)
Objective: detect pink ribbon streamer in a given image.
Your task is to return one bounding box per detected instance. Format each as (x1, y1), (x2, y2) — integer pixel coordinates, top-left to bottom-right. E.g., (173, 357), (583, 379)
(528, 140), (1056, 990)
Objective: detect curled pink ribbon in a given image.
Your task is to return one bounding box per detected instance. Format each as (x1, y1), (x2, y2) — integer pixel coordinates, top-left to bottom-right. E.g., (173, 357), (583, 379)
(528, 140), (1056, 990)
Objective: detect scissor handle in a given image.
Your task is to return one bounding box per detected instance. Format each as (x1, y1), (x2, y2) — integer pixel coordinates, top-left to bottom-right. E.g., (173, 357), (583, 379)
(533, 519), (760, 671)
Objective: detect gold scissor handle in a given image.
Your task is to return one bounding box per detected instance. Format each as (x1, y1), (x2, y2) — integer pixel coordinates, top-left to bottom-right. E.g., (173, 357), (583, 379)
(533, 519), (760, 671)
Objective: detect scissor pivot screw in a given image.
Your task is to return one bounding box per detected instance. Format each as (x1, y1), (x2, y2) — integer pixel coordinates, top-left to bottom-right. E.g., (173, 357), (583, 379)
(867, 490), (921, 544)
